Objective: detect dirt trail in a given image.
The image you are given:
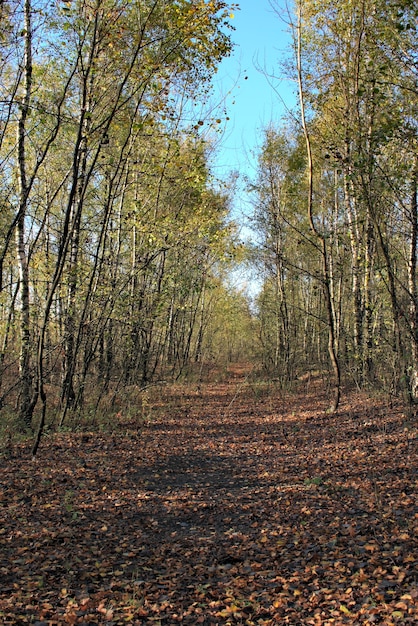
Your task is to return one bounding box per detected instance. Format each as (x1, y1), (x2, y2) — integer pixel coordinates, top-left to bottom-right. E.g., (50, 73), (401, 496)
(1, 368), (417, 624)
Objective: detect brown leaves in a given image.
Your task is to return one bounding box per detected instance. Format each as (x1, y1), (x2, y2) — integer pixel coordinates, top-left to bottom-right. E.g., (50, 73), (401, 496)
(0, 371), (417, 623)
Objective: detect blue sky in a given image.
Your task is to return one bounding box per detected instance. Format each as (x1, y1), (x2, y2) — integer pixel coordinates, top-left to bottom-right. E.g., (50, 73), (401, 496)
(203, 0), (297, 294)
(212, 0), (296, 184)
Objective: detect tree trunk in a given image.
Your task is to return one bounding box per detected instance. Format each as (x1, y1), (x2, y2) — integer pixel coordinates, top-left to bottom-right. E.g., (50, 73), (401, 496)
(408, 168), (418, 401)
(16, 0), (34, 429)
(296, 1), (341, 411)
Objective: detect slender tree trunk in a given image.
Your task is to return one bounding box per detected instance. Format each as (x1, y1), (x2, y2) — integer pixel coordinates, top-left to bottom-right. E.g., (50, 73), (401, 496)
(296, 1), (340, 411)
(344, 163), (364, 382)
(0, 281), (19, 406)
(408, 168), (418, 401)
(362, 213), (375, 383)
(194, 280), (207, 364)
(61, 204), (81, 411)
(16, 0), (34, 429)
(60, 68), (92, 414)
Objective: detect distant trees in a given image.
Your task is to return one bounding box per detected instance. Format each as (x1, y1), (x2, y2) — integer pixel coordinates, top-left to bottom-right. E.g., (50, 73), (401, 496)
(253, 0), (418, 401)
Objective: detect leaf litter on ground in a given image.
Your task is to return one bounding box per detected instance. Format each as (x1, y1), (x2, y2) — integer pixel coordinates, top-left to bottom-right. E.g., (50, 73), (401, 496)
(0, 366), (417, 625)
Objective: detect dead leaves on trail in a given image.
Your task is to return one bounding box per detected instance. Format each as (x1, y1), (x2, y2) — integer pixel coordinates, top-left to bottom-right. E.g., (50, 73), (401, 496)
(0, 370), (417, 624)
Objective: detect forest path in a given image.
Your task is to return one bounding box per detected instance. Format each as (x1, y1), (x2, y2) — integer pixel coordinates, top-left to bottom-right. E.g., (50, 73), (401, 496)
(1, 367), (417, 624)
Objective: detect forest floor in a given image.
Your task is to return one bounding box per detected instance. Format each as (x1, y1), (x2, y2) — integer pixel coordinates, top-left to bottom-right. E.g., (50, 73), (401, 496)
(0, 365), (417, 625)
